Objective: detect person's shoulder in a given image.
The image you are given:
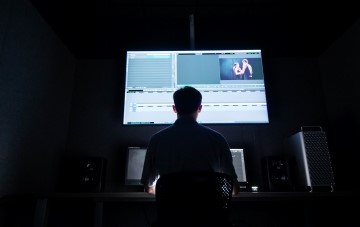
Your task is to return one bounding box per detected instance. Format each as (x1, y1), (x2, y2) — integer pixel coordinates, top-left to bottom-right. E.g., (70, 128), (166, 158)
(199, 124), (226, 138)
(150, 124), (174, 139)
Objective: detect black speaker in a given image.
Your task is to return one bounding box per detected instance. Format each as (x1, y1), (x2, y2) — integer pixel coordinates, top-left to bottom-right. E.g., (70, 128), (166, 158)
(262, 156), (292, 192)
(57, 157), (106, 192)
(285, 126), (335, 192)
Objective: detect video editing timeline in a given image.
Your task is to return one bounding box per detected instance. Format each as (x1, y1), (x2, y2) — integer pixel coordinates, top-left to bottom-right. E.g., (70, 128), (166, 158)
(123, 50), (269, 125)
(125, 88), (268, 124)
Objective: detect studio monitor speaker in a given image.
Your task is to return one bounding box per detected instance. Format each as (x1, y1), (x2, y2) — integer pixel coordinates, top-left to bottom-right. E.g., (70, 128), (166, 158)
(262, 156), (292, 192)
(285, 126), (335, 192)
(57, 157), (106, 193)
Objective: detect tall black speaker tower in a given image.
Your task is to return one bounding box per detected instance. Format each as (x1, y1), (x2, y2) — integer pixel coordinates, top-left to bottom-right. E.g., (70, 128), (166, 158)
(285, 126), (335, 192)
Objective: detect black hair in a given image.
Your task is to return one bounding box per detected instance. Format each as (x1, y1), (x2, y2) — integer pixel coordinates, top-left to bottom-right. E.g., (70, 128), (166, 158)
(173, 86), (202, 115)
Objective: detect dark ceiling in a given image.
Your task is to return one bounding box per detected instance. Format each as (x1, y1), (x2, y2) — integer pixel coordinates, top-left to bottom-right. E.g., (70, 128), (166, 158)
(28, 0), (359, 59)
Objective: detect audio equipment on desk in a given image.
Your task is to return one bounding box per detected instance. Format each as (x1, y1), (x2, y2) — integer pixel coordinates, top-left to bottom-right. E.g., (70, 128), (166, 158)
(262, 156), (292, 192)
(57, 157), (107, 193)
(284, 126), (335, 192)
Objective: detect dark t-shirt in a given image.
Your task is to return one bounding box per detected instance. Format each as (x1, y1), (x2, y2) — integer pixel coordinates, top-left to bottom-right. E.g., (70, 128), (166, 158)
(141, 117), (237, 186)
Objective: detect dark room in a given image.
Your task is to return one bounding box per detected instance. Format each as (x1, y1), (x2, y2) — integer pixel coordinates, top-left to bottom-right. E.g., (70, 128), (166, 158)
(1, 0), (360, 226)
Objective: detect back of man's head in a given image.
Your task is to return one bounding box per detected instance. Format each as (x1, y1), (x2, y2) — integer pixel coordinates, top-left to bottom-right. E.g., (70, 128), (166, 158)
(173, 86), (202, 115)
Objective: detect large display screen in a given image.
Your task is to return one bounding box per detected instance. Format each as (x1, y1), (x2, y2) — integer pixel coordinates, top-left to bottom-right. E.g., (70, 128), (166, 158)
(123, 50), (269, 125)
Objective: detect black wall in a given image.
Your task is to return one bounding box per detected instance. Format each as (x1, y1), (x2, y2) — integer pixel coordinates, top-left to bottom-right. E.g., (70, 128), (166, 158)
(0, 0), (76, 196)
(318, 20), (360, 191)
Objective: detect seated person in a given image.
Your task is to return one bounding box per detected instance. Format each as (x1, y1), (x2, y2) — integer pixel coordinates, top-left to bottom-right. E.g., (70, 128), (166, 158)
(141, 86), (239, 195)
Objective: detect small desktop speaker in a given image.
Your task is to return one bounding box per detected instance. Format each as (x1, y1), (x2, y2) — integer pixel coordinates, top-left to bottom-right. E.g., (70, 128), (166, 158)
(57, 157), (106, 193)
(262, 156), (292, 192)
(285, 126), (335, 192)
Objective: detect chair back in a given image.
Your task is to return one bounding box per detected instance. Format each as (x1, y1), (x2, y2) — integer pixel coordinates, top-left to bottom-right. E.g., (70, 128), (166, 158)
(155, 172), (234, 227)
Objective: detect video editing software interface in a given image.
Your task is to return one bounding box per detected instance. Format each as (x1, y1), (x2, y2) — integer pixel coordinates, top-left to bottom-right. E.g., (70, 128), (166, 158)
(123, 50), (269, 125)
(124, 147), (247, 185)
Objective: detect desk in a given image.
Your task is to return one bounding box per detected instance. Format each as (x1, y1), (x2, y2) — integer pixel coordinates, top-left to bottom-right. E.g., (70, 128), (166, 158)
(2, 192), (359, 227)
(37, 191), (354, 201)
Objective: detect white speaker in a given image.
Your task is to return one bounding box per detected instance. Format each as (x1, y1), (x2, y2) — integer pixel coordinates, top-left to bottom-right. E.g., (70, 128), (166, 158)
(285, 126), (335, 192)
